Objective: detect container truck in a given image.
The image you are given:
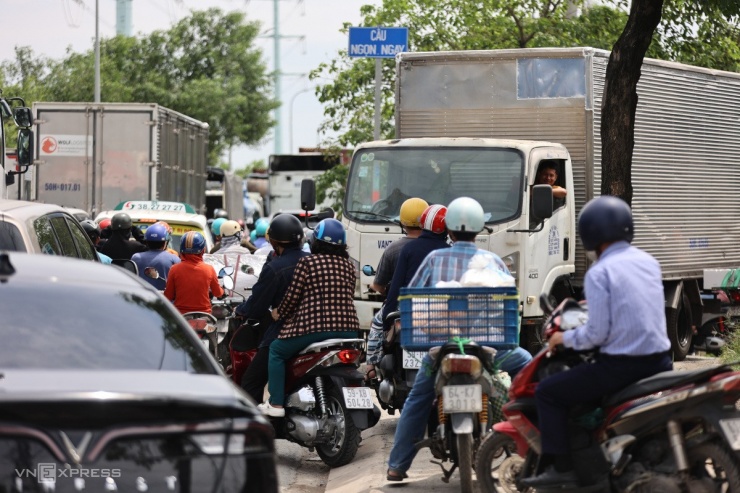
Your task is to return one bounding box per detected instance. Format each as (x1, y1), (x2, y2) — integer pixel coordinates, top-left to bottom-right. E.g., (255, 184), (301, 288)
(31, 102), (209, 216)
(343, 47), (740, 360)
(206, 166), (245, 221)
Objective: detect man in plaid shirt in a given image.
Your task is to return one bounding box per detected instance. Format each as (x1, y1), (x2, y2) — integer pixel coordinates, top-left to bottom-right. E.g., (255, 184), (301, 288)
(386, 197), (532, 482)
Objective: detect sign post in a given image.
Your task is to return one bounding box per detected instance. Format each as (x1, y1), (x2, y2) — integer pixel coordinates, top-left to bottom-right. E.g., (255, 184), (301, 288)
(348, 27), (409, 140)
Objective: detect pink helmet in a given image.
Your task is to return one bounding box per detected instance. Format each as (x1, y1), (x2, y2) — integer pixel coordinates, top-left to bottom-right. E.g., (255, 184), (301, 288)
(420, 204), (447, 234)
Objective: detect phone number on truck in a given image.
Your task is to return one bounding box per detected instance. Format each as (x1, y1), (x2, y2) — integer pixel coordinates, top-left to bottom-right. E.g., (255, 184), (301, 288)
(44, 183), (81, 192)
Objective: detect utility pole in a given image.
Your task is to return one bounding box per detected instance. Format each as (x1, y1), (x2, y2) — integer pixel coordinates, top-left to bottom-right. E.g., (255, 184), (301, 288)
(94, 0), (100, 103)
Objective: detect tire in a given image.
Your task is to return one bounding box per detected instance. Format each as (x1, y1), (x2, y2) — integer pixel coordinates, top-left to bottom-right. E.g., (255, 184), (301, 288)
(456, 433), (474, 493)
(667, 293), (692, 361)
(475, 433), (530, 493)
(315, 383), (361, 468)
(686, 440), (740, 491)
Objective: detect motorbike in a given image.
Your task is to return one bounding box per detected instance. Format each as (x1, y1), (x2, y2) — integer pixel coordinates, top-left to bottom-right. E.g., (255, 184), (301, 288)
(399, 286), (519, 493)
(475, 294), (740, 493)
(373, 310), (421, 414)
(222, 272), (381, 468)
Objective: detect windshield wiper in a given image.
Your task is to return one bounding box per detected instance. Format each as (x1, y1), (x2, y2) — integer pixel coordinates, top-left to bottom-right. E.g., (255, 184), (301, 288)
(345, 210), (397, 222)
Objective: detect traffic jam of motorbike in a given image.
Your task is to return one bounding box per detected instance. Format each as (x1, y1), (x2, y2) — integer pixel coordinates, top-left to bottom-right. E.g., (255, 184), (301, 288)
(100, 184), (740, 491)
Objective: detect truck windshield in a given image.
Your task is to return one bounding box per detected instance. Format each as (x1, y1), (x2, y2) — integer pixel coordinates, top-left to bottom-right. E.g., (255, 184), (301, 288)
(345, 147), (524, 224)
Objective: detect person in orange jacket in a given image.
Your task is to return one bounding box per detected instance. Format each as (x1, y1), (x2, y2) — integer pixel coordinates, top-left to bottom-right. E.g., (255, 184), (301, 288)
(164, 231), (224, 314)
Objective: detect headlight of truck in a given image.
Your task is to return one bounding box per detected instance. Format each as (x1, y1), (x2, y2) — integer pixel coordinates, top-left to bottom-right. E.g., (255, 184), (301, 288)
(501, 252), (519, 280)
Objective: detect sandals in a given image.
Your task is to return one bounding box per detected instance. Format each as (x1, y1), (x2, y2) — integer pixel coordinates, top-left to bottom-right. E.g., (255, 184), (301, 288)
(386, 470), (408, 482)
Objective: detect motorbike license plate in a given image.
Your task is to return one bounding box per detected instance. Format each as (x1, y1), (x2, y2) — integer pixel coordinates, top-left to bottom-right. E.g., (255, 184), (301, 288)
(442, 384), (482, 413)
(402, 350), (425, 369)
(343, 387), (373, 409)
(719, 418), (740, 450)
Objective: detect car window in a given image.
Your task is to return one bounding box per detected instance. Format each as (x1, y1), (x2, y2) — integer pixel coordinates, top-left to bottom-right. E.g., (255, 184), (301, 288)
(0, 221), (27, 252)
(49, 215), (80, 258)
(33, 216), (62, 255)
(0, 282), (215, 373)
(65, 216), (98, 261)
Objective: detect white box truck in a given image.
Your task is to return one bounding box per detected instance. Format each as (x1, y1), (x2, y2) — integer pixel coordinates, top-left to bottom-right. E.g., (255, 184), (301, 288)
(32, 102), (209, 216)
(342, 47), (740, 359)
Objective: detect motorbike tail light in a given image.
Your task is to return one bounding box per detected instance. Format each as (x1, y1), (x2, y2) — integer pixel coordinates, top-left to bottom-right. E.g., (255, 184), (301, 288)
(730, 290), (740, 304)
(337, 348), (361, 364)
(441, 354), (482, 378)
(189, 319), (208, 332)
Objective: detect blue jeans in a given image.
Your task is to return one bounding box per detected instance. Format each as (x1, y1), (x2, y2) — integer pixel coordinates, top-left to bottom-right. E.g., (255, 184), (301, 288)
(387, 346), (532, 474)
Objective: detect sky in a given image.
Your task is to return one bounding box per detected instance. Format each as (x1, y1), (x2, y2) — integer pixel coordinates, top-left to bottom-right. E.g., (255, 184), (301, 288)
(1, 0), (381, 169)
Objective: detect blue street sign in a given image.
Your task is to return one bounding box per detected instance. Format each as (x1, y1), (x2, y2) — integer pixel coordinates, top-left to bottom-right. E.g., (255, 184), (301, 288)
(348, 27), (409, 58)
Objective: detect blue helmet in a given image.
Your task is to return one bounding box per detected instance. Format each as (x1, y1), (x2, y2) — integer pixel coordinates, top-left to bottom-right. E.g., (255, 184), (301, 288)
(211, 217), (227, 236)
(180, 231), (206, 254)
(314, 218), (346, 245)
(144, 223), (169, 242)
(577, 196), (634, 251)
(254, 218), (270, 237)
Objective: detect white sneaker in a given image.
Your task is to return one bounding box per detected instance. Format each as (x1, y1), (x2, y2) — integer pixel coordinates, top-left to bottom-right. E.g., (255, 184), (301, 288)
(257, 401), (285, 417)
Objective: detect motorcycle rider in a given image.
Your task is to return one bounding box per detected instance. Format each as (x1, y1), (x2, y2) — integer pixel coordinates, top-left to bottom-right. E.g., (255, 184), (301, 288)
(80, 219), (112, 264)
(386, 197), (532, 482)
(131, 223), (180, 290)
(366, 198), (429, 380)
(234, 213), (310, 403)
(252, 218), (270, 249)
(208, 217), (227, 253)
(522, 195), (673, 488)
(99, 212), (147, 261)
(214, 220), (251, 254)
(259, 218), (360, 417)
(163, 231), (224, 315)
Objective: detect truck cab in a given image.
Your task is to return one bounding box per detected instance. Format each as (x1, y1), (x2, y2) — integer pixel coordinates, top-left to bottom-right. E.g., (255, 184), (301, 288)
(343, 137), (574, 348)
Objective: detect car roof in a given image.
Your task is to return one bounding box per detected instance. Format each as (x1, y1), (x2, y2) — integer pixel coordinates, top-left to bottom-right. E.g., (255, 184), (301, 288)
(0, 251), (149, 290)
(0, 199), (75, 220)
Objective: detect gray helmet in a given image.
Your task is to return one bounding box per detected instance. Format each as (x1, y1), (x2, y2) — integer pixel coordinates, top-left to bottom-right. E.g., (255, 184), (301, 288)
(110, 212), (132, 231)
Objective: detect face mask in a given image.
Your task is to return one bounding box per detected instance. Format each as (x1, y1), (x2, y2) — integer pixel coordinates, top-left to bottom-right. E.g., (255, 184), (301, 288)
(586, 250), (599, 262)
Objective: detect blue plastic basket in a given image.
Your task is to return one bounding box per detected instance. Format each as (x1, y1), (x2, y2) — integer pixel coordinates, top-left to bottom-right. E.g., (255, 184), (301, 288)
(399, 286), (520, 351)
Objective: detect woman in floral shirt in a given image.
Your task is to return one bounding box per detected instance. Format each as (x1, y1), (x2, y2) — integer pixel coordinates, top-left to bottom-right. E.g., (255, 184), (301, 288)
(258, 218), (360, 417)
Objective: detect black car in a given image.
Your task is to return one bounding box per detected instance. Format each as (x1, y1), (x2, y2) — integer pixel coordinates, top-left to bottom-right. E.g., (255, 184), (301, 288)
(0, 252), (278, 492)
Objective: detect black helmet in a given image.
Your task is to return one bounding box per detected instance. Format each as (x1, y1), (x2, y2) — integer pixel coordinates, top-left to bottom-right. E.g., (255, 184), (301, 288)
(80, 219), (100, 240)
(110, 212), (132, 231)
(268, 213), (304, 243)
(578, 196), (634, 251)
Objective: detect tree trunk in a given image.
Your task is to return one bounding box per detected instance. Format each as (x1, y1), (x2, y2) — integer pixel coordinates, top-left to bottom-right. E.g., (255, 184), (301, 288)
(600, 0), (664, 206)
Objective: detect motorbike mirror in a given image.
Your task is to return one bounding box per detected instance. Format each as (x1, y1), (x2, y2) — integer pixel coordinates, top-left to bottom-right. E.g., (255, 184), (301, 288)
(362, 265), (376, 276)
(144, 267), (160, 280)
(222, 274), (235, 291)
(219, 266), (235, 278)
(539, 293), (555, 315)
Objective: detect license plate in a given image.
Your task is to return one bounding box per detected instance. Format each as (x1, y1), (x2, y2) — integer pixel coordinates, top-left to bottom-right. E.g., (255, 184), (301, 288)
(343, 387), (373, 409)
(442, 384), (482, 413)
(402, 350), (425, 369)
(719, 418), (740, 450)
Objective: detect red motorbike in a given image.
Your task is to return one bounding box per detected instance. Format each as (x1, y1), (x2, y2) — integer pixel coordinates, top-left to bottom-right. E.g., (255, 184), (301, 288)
(223, 279), (381, 468)
(475, 295), (740, 492)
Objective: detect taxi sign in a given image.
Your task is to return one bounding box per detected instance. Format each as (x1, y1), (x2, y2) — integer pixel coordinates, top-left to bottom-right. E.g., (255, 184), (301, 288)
(114, 200), (195, 214)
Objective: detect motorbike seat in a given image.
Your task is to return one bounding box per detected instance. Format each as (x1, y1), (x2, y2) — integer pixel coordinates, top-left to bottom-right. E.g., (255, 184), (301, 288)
(603, 364), (731, 407)
(298, 338), (365, 355)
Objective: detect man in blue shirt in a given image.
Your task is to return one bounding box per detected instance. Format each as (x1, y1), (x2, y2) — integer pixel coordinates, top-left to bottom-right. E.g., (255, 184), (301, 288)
(132, 223), (180, 290)
(386, 197), (532, 482)
(523, 196), (672, 488)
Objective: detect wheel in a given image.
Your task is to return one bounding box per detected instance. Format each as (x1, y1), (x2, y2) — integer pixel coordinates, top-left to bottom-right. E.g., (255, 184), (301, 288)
(456, 433), (474, 493)
(315, 383), (361, 467)
(475, 433), (531, 493)
(667, 293), (692, 361)
(685, 440), (740, 491)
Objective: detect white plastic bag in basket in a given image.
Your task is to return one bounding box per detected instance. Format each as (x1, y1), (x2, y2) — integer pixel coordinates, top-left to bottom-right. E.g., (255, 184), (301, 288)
(460, 254), (516, 288)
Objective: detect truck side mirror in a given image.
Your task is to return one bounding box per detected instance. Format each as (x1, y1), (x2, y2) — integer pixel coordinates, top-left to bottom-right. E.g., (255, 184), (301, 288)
(301, 179), (316, 212)
(16, 128), (34, 167)
(13, 107), (33, 128)
(531, 184), (554, 221)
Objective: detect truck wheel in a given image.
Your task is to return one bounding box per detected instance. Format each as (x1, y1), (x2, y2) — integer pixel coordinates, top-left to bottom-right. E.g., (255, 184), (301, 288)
(666, 293), (692, 361)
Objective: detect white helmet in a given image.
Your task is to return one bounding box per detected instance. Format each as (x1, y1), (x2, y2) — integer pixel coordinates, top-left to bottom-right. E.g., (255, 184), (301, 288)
(220, 220), (241, 237)
(445, 197), (485, 233)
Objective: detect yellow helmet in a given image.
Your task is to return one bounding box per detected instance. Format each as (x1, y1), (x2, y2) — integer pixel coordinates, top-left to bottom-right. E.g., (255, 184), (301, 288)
(399, 198), (429, 228)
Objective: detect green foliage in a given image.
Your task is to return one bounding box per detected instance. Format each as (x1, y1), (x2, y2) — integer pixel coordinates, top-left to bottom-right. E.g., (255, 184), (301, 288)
(722, 329), (740, 368)
(314, 147), (349, 217)
(234, 159), (267, 178)
(1, 8), (278, 165)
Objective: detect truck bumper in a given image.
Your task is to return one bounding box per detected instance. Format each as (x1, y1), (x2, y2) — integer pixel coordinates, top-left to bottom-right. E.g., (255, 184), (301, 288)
(354, 299), (382, 331)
